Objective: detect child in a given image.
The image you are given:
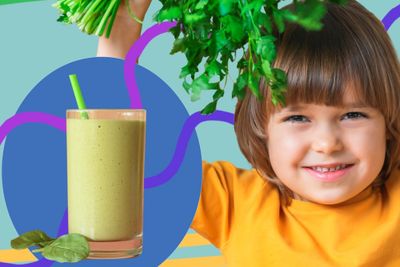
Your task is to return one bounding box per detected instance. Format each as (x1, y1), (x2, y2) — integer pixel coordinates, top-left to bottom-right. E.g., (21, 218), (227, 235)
(98, 0), (400, 265)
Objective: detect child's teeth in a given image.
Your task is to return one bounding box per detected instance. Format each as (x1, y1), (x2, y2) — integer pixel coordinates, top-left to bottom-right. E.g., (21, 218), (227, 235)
(312, 165), (346, 172)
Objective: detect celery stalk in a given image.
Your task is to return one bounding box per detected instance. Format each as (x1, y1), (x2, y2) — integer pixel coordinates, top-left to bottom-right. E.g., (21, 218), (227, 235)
(54, 0), (141, 38)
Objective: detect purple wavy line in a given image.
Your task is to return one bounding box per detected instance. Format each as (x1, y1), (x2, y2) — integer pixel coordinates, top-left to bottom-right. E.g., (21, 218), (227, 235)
(382, 3), (400, 30)
(144, 111), (234, 188)
(0, 113), (66, 266)
(0, 113), (65, 144)
(124, 22), (177, 109)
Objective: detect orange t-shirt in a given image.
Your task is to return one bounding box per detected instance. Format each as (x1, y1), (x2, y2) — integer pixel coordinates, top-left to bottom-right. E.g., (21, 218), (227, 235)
(191, 161), (400, 266)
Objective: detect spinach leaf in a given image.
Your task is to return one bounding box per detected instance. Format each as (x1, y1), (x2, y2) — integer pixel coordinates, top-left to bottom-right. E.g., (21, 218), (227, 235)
(41, 234), (90, 263)
(11, 230), (90, 263)
(11, 230), (55, 249)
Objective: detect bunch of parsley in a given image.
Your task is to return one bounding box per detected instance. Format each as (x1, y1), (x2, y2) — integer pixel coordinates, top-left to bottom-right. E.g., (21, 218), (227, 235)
(55, 0), (347, 114)
(154, 0), (347, 113)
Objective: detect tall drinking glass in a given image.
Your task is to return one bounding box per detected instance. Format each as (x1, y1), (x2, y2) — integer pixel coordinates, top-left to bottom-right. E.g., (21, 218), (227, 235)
(66, 109), (145, 259)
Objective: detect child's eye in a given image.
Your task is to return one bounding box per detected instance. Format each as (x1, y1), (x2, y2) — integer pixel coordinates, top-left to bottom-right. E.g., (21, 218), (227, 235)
(284, 115), (309, 123)
(341, 112), (368, 120)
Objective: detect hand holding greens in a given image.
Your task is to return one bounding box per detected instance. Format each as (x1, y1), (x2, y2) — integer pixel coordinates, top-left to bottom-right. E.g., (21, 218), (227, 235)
(11, 230), (89, 263)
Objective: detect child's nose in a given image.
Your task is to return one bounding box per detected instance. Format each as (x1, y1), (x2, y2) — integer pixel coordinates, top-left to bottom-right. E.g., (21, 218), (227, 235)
(311, 124), (343, 154)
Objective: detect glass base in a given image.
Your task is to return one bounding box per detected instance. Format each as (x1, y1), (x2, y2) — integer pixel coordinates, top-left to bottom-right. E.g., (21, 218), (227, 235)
(88, 237), (142, 259)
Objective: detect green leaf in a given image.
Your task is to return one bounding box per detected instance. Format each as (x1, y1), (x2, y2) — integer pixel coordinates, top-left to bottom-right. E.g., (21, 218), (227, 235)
(11, 230), (55, 249)
(221, 15), (246, 43)
(219, 0), (234, 16)
(170, 38), (186, 54)
(213, 89), (224, 101)
(180, 65), (191, 78)
(206, 60), (224, 79)
(196, 23), (211, 41)
(184, 12), (206, 24)
(41, 233), (89, 263)
(214, 30), (228, 52)
(195, 0), (209, 10)
(255, 35), (276, 62)
(248, 73), (262, 99)
(270, 68), (287, 106)
(189, 74), (217, 101)
(156, 6), (182, 21)
(193, 74), (219, 91)
(191, 89), (201, 102)
(183, 79), (191, 93)
(297, 17), (324, 31)
(271, 89), (287, 106)
(169, 24), (182, 39)
(261, 59), (273, 77)
(232, 72), (248, 100)
(257, 13), (273, 34)
(240, 0), (264, 15)
(181, 62), (199, 79)
(201, 101), (218, 114)
(294, 0), (327, 31)
(272, 8), (285, 33)
(272, 68), (287, 85)
(237, 58), (248, 69)
(280, 9), (298, 23)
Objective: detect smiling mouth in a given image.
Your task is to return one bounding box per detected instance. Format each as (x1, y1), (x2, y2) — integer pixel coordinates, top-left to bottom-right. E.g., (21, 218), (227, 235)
(303, 164), (354, 182)
(304, 164), (354, 173)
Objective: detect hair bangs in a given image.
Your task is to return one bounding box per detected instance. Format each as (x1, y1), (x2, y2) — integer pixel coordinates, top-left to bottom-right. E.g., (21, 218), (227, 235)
(267, 2), (395, 112)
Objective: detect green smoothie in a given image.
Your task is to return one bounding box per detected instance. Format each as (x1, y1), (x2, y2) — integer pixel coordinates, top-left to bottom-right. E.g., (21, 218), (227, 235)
(67, 117), (145, 242)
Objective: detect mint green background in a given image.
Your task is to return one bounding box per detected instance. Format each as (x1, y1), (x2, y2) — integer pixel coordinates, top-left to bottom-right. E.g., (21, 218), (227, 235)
(0, 0), (44, 5)
(0, 0), (399, 262)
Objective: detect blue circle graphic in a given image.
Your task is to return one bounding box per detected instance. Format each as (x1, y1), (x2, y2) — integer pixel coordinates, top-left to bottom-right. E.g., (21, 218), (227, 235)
(2, 57), (202, 266)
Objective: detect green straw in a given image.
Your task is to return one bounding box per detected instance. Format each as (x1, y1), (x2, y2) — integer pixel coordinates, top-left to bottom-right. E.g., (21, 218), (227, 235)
(69, 74), (89, 119)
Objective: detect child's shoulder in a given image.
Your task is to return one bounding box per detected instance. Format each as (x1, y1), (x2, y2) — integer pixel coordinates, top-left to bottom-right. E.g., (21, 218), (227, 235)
(202, 160), (251, 175)
(202, 160), (262, 180)
(202, 160), (276, 197)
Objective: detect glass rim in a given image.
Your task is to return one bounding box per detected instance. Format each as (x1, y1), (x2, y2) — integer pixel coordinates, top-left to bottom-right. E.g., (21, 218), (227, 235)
(66, 109), (146, 113)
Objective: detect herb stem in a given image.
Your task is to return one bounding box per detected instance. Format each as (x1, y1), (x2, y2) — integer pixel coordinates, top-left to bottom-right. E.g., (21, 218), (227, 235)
(125, 0), (143, 24)
(96, 0), (121, 36)
(248, 37), (254, 78)
(105, 1), (120, 37)
(80, 0), (102, 25)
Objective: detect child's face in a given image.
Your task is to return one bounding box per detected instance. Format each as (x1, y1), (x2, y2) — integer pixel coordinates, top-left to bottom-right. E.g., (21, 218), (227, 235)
(266, 91), (387, 205)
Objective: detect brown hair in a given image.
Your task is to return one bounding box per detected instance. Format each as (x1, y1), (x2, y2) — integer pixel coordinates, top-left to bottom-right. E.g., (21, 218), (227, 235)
(234, 0), (400, 204)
